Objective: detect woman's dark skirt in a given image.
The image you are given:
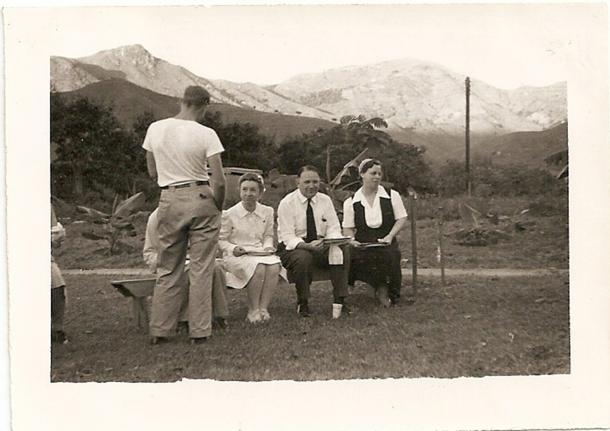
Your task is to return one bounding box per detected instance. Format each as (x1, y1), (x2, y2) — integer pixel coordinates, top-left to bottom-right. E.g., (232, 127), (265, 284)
(348, 241), (402, 301)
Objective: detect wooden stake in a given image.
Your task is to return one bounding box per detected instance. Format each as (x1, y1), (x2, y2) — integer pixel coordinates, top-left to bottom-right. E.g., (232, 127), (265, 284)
(408, 193), (418, 296)
(437, 207), (446, 286)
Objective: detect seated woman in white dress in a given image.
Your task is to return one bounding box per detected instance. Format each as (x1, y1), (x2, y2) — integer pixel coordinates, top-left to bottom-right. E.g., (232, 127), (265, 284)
(342, 159), (408, 307)
(219, 173), (287, 323)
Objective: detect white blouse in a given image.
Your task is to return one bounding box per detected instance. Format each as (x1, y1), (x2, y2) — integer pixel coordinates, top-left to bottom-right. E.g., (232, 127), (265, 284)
(219, 202), (275, 254)
(342, 186), (407, 229)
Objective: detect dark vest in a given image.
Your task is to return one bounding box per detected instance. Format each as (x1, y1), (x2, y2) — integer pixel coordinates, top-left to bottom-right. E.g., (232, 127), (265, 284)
(353, 186), (396, 243)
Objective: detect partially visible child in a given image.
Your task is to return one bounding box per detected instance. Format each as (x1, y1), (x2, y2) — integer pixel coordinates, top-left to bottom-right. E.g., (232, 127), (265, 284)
(51, 205), (68, 344)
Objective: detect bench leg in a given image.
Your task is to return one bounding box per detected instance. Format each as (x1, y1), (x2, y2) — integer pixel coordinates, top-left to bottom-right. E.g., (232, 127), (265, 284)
(131, 297), (149, 331)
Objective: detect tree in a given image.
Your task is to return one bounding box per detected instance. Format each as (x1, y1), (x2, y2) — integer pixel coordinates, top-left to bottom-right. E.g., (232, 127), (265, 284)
(51, 93), (137, 199)
(302, 115), (392, 182)
(278, 114), (433, 195)
(201, 112), (279, 173)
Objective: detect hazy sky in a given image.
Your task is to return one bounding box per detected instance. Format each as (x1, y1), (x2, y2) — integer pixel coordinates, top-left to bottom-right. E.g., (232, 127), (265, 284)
(45, 4), (584, 89)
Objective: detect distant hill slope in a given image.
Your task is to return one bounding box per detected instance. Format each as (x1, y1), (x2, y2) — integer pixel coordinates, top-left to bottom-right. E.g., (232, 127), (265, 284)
(52, 44), (566, 136)
(57, 78), (335, 143)
(55, 44), (332, 120)
(473, 121), (568, 168)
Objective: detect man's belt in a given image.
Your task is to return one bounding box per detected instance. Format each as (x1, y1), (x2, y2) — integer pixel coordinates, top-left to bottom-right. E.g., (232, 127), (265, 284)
(160, 180), (209, 190)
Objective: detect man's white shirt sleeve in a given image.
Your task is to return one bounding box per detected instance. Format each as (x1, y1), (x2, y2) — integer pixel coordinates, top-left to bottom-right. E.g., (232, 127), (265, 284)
(142, 123), (155, 152)
(277, 198), (304, 251)
(205, 129), (225, 158)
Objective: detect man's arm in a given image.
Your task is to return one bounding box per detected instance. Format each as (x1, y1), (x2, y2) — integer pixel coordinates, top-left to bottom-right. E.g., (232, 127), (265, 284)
(208, 153), (225, 211)
(277, 198), (305, 251)
(146, 151), (157, 183)
(323, 196), (343, 238)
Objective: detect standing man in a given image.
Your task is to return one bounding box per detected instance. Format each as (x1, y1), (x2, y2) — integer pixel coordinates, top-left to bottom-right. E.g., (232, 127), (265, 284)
(277, 165), (350, 318)
(143, 208), (229, 331)
(143, 85), (226, 345)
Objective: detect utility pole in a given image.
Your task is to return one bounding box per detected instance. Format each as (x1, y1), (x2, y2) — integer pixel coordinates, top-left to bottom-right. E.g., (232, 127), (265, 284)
(465, 76), (471, 197)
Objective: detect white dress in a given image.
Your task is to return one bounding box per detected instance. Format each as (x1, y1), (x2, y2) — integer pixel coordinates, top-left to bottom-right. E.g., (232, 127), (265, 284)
(219, 202), (287, 289)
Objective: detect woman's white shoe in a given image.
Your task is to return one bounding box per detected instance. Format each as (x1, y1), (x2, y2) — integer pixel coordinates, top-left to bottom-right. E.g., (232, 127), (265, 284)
(260, 309), (271, 321)
(246, 310), (262, 323)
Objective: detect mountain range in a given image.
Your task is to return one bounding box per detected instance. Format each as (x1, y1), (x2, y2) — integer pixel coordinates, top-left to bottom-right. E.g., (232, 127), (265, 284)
(51, 44), (568, 166)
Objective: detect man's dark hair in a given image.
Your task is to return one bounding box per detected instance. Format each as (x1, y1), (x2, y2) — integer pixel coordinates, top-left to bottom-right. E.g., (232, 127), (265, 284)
(182, 86), (210, 108)
(297, 165), (320, 177)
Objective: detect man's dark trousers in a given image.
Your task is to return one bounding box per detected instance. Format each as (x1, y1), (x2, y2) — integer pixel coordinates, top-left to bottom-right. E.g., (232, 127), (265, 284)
(277, 243), (348, 304)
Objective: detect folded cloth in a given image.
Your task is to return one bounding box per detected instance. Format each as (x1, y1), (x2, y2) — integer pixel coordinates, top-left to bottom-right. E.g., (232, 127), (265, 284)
(328, 244), (343, 265)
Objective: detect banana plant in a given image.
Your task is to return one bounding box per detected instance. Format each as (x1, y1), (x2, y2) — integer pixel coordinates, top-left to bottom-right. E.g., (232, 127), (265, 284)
(78, 192), (146, 255)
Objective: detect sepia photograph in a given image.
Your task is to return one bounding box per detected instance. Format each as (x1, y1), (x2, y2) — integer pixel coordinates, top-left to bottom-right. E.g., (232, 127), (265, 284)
(4, 3), (610, 431)
(48, 4), (570, 382)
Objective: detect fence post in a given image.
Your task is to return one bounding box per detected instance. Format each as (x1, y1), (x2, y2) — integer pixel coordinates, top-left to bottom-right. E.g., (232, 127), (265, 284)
(437, 206), (446, 286)
(408, 192), (418, 297)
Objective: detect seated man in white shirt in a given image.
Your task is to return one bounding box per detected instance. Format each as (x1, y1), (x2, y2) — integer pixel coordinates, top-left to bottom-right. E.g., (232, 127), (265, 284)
(143, 209), (229, 331)
(277, 165), (350, 318)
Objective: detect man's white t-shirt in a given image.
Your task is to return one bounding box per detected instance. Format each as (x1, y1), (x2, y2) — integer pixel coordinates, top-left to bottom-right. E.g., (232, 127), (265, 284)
(142, 118), (225, 187)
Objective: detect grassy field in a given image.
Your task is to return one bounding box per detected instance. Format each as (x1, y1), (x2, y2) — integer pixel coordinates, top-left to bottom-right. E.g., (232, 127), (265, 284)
(51, 273), (569, 382)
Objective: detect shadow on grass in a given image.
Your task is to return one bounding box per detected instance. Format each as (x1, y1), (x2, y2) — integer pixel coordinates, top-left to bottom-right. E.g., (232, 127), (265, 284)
(51, 274), (569, 382)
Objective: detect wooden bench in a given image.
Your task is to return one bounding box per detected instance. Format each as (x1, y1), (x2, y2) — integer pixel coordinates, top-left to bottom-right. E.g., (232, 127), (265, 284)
(111, 278), (155, 330)
(112, 247), (350, 330)
(111, 270), (339, 330)
(112, 273), (346, 330)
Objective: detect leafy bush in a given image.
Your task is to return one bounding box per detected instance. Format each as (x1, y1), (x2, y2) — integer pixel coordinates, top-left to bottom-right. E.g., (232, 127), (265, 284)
(435, 160), (565, 198)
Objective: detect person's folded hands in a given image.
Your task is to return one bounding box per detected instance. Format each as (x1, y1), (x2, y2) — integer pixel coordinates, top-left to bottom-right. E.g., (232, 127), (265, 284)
(233, 246), (247, 257)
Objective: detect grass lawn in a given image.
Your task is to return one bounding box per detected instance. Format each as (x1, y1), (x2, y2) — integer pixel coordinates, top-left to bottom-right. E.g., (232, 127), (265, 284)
(51, 273), (569, 382)
(399, 214), (569, 269)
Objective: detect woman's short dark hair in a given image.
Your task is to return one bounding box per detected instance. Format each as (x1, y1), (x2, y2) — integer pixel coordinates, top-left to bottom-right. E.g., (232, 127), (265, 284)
(239, 172), (265, 192)
(297, 165), (320, 177)
(359, 159), (383, 175)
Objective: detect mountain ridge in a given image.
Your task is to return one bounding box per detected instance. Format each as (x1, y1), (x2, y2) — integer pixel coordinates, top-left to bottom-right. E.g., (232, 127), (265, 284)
(51, 44), (566, 135)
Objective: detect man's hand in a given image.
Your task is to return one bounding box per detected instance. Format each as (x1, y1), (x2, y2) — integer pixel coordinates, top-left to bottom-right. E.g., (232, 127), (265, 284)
(349, 239), (362, 248)
(378, 235), (393, 244)
(263, 246), (276, 253)
(208, 153), (225, 211)
(51, 224), (66, 249)
(233, 246), (247, 257)
(300, 239), (325, 252)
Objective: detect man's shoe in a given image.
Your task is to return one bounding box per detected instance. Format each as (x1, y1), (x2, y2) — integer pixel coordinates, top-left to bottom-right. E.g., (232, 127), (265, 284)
(51, 330), (69, 344)
(213, 317), (228, 330)
(297, 302), (311, 317)
(149, 336), (170, 345)
(190, 337), (208, 345)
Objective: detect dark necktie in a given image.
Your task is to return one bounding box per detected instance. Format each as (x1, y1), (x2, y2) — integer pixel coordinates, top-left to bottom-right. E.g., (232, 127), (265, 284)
(306, 198), (317, 243)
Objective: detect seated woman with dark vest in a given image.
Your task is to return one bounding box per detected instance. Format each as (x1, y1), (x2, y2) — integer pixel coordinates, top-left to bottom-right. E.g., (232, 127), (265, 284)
(342, 159), (408, 307)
